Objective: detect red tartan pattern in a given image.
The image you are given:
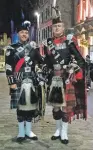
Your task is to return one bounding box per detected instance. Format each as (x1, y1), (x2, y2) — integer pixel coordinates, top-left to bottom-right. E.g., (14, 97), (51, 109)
(64, 79), (87, 122)
(65, 82), (76, 104)
(75, 69), (83, 80)
(65, 82), (76, 122)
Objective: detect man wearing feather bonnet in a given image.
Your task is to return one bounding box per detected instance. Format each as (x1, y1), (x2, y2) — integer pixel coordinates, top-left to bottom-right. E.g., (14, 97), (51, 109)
(43, 6), (87, 144)
(5, 21), (43, 143)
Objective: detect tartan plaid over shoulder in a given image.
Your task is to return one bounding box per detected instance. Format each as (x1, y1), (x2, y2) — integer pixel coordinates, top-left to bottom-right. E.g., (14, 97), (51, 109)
(65, 74), (87, 123)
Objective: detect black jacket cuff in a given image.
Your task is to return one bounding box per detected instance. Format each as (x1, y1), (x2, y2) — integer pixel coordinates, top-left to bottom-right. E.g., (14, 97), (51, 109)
(7, 75), (16, 85)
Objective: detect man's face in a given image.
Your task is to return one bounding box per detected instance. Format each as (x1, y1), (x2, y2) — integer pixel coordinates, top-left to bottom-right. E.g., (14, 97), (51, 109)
(53, 22), (65, 37)
(18, 30), (29, 43)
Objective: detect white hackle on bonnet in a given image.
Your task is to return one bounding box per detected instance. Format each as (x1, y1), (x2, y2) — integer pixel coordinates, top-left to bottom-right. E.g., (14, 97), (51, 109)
(23, 20), (31, 29)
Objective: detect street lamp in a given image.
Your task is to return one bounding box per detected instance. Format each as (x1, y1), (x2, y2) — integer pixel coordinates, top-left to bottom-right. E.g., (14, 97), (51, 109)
(34, 12), (40, 28)
(53, 0), (57, 7)
(34, 12), (40, 45)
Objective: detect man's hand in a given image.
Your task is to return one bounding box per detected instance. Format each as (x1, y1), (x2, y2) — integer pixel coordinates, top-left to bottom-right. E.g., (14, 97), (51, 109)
(10, 84), (17, 89)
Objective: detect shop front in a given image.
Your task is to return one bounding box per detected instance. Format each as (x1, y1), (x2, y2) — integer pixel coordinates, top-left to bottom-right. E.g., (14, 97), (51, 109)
(74, 18), (93, 60)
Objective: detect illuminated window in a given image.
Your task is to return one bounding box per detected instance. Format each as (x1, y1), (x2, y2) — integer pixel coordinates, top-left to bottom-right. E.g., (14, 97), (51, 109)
(76, 0), (93, 23)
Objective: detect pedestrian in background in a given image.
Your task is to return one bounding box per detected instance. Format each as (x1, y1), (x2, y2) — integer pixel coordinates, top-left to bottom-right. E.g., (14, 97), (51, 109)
(85, 55), (91, 91)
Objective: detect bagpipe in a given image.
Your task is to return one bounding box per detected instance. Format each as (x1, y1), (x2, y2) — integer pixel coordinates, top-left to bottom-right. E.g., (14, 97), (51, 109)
(35, 65), (48, 119)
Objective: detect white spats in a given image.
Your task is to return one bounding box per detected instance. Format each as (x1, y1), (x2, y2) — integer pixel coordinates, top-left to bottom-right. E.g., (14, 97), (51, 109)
(54, 119), (62, 136)
(25, 121), (32, 137)
(29, 131), (37, 138)
(61, 122), (68, 140)
(51, 119), (62, 140)
(53, 129), (60, 137)
(17, 122), (25, 138)
(25, 121), (37, 138)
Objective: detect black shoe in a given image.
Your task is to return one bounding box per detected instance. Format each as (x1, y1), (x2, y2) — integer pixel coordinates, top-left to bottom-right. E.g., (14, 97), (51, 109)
(61, 139), (69, 144)
(12, 137), (26, 143)
(51, 135), (60, 140)
(25, 135), (38, 140)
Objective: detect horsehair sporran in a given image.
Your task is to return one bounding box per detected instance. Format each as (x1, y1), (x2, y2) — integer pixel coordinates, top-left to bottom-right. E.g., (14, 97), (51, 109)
(19, 78), (35, 103)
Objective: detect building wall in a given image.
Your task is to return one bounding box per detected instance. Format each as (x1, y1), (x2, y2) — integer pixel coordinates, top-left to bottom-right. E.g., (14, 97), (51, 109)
(37, 0), (53, 48)
(73, 0), (79, 25)
(56, 0), (73, 28)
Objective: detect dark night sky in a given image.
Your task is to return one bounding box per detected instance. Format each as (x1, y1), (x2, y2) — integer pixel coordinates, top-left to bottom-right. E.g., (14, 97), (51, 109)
(0, 0), (21, 36)
(0, 0), (38, 36)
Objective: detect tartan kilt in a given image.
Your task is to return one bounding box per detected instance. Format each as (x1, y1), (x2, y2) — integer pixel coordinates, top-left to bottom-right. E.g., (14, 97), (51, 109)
(10, 83), (21, 109)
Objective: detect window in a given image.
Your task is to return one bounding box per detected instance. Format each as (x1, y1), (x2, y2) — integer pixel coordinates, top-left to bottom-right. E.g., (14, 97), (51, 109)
(42, 29), (44, 40)
(42, 12), (44, 23)
(47, 26), (49, 38)
(47, 6), (50, 17)
(46, 8), (48, 20)
(44, 29), (46, 39)
(46, 27), (47, 38)
(49, 26), (52, 37)
(51, 4), (52, 16)
(43, 10), (45, 22)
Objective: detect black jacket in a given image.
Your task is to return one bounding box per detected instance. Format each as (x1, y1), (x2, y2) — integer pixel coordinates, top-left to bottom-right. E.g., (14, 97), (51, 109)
(5, 42), (43, 85)
(44, 37), (85, 69)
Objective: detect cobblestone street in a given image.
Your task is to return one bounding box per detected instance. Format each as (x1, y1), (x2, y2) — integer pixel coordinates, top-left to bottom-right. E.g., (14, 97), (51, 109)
(0, 73), (93, 150)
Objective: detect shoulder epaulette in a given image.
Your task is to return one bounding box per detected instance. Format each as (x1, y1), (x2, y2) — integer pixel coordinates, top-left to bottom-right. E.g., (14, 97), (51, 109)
(11, 43), (20, 47)
(6, 45), (15, 50)
(6, 42), (21, 50)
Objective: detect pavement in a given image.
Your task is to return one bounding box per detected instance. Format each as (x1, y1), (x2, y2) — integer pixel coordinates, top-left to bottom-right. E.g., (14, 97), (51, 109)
(0, 73), (93, 150)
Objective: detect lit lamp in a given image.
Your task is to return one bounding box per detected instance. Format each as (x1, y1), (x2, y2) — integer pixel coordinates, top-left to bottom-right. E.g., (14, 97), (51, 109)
(35, 12), (40, 28)
(53, 0), (57, 7)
